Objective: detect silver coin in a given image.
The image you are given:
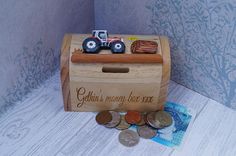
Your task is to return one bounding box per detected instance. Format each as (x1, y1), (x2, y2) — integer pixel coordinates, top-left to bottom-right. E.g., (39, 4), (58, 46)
(155, 111), (172, 127)
(137, 125), (157, 139)
(158, 117), (175, 134)
(146, 112), (159, 128)
(105, 111), (121, 128)
(146, 111), (172, 129)
(118, 130), (140, 147)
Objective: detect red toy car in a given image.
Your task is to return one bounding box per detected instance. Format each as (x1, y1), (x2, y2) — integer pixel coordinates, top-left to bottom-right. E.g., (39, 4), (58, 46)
(82, 30), (125, 53)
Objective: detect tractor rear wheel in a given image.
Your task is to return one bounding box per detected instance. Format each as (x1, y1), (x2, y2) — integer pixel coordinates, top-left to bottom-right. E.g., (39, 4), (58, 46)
(82, 38), (101, 53)
(110, 41), (125, 54)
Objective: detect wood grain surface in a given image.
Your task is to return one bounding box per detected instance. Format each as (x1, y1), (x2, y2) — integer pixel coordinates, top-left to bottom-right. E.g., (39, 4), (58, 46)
(61, 34), (171, 112)
(71, 53), (163, 64)
(158, 37), (171, 110)
(60, 34), (72, 111)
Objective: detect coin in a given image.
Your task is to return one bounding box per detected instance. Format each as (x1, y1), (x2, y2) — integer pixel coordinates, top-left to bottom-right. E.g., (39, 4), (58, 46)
(105, 111), (121, 128)
(125, 111), (141, 124)
(146, 112), (157, 128)
(136, 113), (146, 126)
(155, 111), (172, 127)
(95, 111), (112, 125)
(118, 130), (140, 147)
(137, 125), (157, 139)
(158, 117), (175, 134)
(143, 113), (149, 125)
(116, 115), (131, 130)
(146, 111), (172, 129)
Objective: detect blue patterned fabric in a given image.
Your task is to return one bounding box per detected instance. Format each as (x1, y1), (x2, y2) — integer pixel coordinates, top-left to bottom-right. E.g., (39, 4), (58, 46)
(94, 0), (236, 109)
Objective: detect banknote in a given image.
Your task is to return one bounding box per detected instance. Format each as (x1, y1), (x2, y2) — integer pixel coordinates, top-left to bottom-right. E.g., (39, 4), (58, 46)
(151, 102), (195, 148)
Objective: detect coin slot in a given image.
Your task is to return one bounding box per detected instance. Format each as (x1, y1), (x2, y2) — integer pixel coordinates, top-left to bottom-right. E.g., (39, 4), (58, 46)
(102, 67), (129, 73)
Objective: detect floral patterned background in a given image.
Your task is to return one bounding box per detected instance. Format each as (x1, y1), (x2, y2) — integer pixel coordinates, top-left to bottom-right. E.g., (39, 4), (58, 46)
(95, 0), (236, 109)
(0, 0), (94, 115)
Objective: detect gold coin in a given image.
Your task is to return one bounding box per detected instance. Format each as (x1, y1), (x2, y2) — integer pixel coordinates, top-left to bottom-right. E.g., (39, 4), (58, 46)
(116, 115), (131, 130)
(136, 113), (146, 126)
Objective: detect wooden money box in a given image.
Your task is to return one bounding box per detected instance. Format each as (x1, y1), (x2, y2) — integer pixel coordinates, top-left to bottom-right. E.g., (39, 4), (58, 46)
(60, 34), (170, 112)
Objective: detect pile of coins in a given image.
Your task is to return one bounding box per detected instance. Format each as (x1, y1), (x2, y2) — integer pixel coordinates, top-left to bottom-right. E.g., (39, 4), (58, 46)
(95, 110), (173, 147)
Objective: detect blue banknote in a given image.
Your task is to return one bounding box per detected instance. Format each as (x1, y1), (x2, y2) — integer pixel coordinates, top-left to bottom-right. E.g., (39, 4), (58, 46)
(151, 102), (194, 147)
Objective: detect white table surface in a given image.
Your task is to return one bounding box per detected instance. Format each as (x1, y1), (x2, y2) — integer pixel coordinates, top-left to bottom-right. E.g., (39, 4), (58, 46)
(0, 72), (235, 156)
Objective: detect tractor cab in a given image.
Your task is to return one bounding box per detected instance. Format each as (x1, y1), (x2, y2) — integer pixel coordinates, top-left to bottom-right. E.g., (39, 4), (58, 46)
(92, 30), (108, 46)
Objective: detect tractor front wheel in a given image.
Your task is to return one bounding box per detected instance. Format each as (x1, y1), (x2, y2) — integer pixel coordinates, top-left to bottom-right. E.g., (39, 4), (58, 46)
(82, 38), (101, 53)
(110, 41), (125, 54)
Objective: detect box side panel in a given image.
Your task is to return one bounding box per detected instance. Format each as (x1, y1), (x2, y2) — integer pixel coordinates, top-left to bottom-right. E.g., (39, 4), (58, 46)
(60, 34), (72, 111)
(158, 36), (171, 108)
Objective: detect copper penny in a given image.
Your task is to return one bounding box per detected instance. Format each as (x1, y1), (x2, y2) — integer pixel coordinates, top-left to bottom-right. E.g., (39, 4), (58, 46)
(125, 111), (141, 124)
(95, 111), (112, 125)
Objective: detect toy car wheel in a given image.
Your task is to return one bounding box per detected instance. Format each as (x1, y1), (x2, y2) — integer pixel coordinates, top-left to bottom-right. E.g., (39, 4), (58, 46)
(111, 41), (125, 53)
(82, 38), (101, 53)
